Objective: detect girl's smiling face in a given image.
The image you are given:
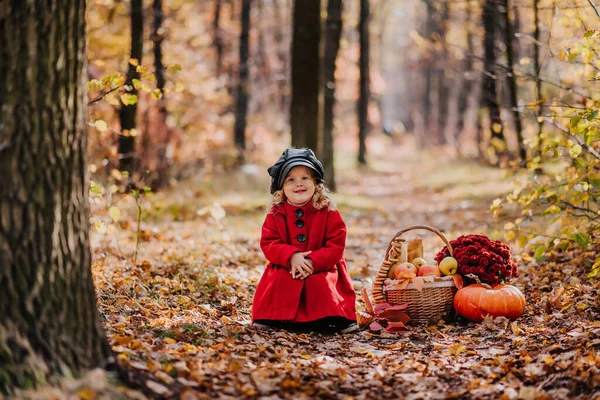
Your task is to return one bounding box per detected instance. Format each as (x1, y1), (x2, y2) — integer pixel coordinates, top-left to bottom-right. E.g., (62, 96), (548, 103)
(283, 166), (316, 206)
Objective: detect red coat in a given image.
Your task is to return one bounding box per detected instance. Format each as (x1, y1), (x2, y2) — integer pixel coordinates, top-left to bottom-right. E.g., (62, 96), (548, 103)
(252, 201), (356, 322)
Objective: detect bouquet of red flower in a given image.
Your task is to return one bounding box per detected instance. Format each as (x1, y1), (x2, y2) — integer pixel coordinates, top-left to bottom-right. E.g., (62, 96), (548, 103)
(434, 234), (518, 286)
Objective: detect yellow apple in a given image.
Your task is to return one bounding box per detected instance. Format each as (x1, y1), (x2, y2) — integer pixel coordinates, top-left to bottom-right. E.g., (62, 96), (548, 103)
(439, 257), (458, 276)
(411, 257), (427, 269)
(387, 262), (400, 278)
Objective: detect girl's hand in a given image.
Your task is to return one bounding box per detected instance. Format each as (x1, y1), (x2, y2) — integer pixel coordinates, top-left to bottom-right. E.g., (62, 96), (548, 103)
(301, 258), (314, 280)
(290, 251), (313, 279)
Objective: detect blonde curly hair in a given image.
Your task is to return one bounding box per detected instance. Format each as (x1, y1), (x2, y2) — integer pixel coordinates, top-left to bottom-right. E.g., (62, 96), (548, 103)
(269, 173), (336, 212)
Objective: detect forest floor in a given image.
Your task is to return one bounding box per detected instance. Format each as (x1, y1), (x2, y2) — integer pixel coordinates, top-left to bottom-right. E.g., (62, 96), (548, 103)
(15, 141), (600, 399)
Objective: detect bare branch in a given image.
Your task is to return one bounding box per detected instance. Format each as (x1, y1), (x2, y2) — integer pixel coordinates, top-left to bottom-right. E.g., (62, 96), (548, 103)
(587, 0), (600, 18)
(543, 117), (600, 160)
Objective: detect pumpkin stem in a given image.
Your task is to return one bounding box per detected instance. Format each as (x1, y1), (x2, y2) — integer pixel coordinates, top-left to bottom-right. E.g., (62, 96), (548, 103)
(465, 273), (493, 289)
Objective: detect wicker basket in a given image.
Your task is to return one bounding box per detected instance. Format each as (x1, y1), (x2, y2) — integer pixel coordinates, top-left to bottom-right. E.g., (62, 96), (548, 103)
(372, 225), (458, 324)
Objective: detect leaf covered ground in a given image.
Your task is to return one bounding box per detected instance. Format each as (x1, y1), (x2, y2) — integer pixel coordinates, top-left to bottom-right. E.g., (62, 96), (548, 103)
(13, 145), (600, 400)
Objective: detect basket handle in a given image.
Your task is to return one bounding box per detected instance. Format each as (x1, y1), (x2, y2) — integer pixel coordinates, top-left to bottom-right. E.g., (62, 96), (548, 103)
(372, 225), (454, 304)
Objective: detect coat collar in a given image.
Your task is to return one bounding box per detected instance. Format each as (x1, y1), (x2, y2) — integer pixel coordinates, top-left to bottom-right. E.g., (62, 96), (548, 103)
(272, 199), (316, 216)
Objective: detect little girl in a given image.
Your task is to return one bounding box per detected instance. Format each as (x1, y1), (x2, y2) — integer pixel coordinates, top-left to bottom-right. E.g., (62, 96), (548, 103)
(252, 148), (357, 333)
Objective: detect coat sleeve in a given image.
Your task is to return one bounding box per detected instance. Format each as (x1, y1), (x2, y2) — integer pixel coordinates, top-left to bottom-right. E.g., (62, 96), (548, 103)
(260, 213), (299, 269)
(307, 210), (346, 273)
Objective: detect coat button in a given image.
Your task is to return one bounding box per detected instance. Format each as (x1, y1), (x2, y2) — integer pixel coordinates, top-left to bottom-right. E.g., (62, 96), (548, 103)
(295, 209), (304, 218)
(295, 219), (304, 228)
(297, 234), (307, 243)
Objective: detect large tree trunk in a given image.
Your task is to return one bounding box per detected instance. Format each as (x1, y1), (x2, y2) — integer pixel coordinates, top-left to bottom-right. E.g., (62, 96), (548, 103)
(322, 0), (343, 191)
(118, 0), (144, 173)
(358, 0), (370, 164)
(482, 0), (506, 158)
(290, 0), (321, 151)
(234, 0), (251, 156)
(0, 0), (111, 390)
(501, 0), (526, 161)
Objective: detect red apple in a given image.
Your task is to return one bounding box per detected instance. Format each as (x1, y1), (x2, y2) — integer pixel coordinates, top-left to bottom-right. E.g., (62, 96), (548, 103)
(417, 264), (442, 277)
(394, 262), (418, 279)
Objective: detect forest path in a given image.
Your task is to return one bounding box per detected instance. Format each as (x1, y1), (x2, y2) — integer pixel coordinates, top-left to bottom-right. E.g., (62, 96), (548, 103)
(86, 142), (598, 400)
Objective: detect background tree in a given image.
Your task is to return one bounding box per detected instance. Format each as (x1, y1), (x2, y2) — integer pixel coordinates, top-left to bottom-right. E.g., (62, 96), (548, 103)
(436, 2), (450, 146)
(290, 0), (321, 151)
(0, 0), (110, 390)
(500, 0), (526, 161)
(533, 0), (543, 154)
(151, 0), (172, 185)
(481, 0), (506, 162)
(118, 0), (144, 173)
(454, 1), (477, 154)
(213, 0), (224, 75)
(358, 0), (370, 164)
(234, 0), (251, 157)
(322, 0), (343, 190)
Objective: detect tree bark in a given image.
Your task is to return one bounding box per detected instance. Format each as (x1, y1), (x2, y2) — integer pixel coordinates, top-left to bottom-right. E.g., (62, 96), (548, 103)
(501, 0), (526, 160)
(273, 0), (289, 113)
(322, 0), (343, 191)
(436, 1), (450, 146)
(358, 0), (370, 165)
(152, 0), (172, 186)
(0, 0), (111, 390)
(290, 0), (321, 151)
(455, 3), (475, 149)
(213, 0), (224, 75)
(118, 0), (144, 173)
(533, 0), (543, 151)
(420, 0), (435, 149)
(234, 0), (251, 156)
(482, 0), (506, 157)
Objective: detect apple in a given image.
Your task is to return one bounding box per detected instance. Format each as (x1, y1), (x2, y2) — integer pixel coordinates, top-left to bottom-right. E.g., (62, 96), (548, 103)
(394, 262), (418, 279)
(387, 263), (399, 279)
(439, 256), (458, 276)
(417, 264), (442, 277)
(411, 257), (427, 269)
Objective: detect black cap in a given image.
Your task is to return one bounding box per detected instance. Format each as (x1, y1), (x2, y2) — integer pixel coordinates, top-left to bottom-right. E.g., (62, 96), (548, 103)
(268, 148), (324, 194)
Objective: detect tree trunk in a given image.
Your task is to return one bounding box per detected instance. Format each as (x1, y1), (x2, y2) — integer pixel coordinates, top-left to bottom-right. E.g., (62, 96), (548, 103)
(482, 0), (505, 157)
(420, 0), (435, 149)
(273, 0), (289, 113)
(533, 0), (543, 151)
(501, 0), (526, 161)
(234, 0), (251, 156)
(322, 0), (343, 191)
(436, 2), (450, 146)
(153, 0), (172, 186)
(214, 0), (224, 75)
(358, 0), (370, 165)
(0, 0), (111, 390)
(455, 3), (475, 149)
(290, 0), (321, 151)
(118, 0), (144, 173)
(256, 0), (270, 113)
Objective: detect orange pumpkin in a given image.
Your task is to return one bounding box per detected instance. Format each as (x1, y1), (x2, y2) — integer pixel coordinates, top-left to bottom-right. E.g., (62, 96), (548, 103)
(454, 284), (526, 322)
